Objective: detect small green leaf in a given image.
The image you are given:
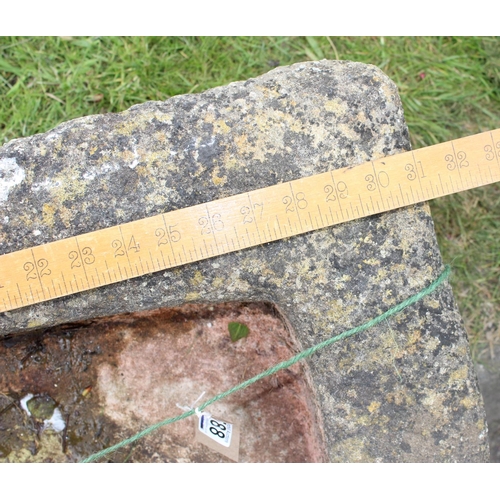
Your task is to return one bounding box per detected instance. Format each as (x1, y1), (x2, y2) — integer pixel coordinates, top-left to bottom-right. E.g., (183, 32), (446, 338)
(228, 322), (249, 342)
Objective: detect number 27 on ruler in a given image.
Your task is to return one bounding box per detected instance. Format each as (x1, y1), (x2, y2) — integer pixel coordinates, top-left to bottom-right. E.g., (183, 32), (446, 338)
(0, 129), (499, 313)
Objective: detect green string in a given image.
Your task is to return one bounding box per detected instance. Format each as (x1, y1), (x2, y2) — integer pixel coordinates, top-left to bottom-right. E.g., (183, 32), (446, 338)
(81, 265), (451, 463)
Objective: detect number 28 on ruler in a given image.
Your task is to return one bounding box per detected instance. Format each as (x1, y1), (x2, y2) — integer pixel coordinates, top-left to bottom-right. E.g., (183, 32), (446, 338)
(0, 129), (499, 313)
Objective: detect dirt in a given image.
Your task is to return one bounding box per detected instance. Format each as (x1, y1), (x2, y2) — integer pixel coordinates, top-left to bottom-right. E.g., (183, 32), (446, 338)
(0, 302), (327, 463)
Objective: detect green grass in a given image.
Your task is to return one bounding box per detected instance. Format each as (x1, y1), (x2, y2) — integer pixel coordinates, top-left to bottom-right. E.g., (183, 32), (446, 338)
(1, 36), (499, 361)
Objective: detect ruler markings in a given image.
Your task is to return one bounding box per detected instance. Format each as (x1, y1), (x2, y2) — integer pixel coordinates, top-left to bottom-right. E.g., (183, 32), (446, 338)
(438, 173), (445, 195)
(148, 251), (155, 272)
(74, 236), (90, 288)
(158, 248), (165, 268)
(58, 272), (67, 296)
(275, 216), (282, 238)
(233, 226), (240, 248)
(330, 171), (345, 219)
(245, 227), (251, 247)
(15, 283), (23, 306)
(490, 131), (500, 168)
(1, 128), (500, 313)
(161, 213), (176, 267)
(104, 260), (111, 281)
(449, 174), (455, 194)
(288, 182), (303, 232)
(118, 226), (131, 270)
(326, 206), (333, 225)
(317, 205), (325, 226)
(371, 160), (386, 211)
(248, 193), (262, 243)
(205, 205), (220, 255)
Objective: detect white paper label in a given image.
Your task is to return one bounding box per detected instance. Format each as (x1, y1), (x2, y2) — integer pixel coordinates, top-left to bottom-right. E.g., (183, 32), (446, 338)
(198, 414), (233, 447)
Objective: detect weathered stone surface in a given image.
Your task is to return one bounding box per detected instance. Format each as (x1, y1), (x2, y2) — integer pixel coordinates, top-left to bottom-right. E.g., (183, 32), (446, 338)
(0, 60), (488, 461)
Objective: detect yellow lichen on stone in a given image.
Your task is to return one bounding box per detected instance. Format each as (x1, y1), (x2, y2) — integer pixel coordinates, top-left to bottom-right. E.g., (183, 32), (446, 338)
(324, 298), (355, 325)
(423, 335), (440, 354)
(59, 205), (74, 228)
(331, 437), (375, 463)
(363, 258), (381, 266)
(116, 111), (172, 136)
(220, 153), (239, 170)
(406, 329), (421, 347)
(211, 166), (227, 186)
(212, 277), (225, 289)
(2, 432), (68, 463)
(368, 401), (381, 413)
(338, 123), (360, 142)
(421, 389), (448, 420)
(214, 119), (230, 135)
(460, 396), (475, 409)
(423, 297), (440, 309)
(42, 203), (56, 228)
(27, 319), (45, 329)
(185, 291), (200, 301)
(190, 271), (204, 287)
(155, 131), (168, 143)
(376, 268), (388, 280)
(449, 365), (468, 384)
(356, 111), (367, 123)
(324, 99), (348, 116)
(121, 149), (138, 165)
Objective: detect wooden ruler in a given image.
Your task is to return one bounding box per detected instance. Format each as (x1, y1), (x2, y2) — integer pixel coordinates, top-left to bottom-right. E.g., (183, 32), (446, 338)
(1, 128), (499, 313)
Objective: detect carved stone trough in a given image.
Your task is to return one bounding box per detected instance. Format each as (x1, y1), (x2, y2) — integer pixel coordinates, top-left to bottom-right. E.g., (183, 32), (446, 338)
(0, 60), (488, 462)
